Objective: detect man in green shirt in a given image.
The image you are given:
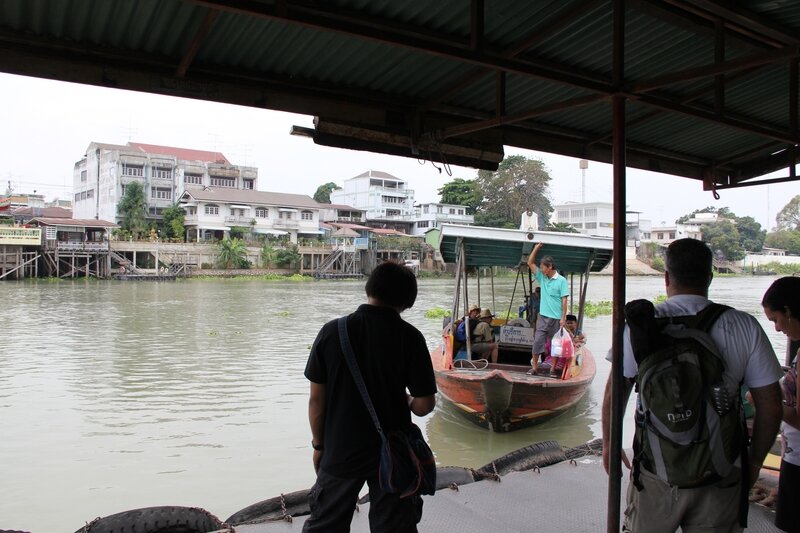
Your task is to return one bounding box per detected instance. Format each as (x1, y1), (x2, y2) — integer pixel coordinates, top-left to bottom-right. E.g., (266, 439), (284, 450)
(527, 243), (569, 374)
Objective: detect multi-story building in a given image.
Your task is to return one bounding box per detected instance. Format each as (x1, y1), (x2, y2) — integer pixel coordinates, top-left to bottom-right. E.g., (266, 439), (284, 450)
(330, 170), (416, 232)
(411, 202), (474, 236)
(329, 170), (473, 235)
(178, 188), (321, 244)
(319, 203), (367, 224)
(72, 141), (257, 224)
(553, 201), (614, 237)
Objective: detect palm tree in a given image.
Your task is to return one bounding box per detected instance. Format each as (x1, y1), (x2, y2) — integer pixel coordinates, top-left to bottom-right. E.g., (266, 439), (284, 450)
(217, 238), (249, 269)
(260, 243), (276, 268)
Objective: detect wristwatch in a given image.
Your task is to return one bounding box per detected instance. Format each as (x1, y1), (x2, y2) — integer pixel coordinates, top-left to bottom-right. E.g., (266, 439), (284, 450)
(312, 441), (324, 451)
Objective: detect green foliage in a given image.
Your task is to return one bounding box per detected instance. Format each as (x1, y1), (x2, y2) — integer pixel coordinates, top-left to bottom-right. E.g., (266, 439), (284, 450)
(764, 230), (800, 254)
(735, 215), (765, 252)
(748, 261), (800, 275)
(544, 222), (580, 233)
(584, 300), (613, 318)
(161, 204), (186, 241)
(425, 307), (451, 319)
(652, 294), (668, 305)
(313, 182), (341, 204)
(229, 226), (250, 240)
(437, 178), (481, 213)
(776, 195), (800, 231)
(216, 238), (250, 269)
(117, 181), (148, 237)
(375, 235), (422, 252)
(650, 256), (665, 272)
(274, 244), (301, 268)
(702, 220), (744, 261)
(474, 155), (553, 228)
(260, 243), (276, 267)
(676, 206), (735, 224)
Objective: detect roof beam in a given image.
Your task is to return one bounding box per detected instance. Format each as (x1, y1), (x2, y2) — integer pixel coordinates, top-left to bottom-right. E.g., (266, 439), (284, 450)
(175, 8), (219, 78)
(681, 0), (800, 47)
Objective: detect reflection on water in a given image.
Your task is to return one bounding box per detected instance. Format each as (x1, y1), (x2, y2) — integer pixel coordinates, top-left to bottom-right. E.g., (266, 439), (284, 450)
(0, 275), (789, 531)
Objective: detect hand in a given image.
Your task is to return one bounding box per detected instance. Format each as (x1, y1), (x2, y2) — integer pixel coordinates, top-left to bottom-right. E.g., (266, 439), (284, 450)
(534, 243), (543, 251)
(313, 449), (323, 473)
(602, 442), (631, 475)
(559, 318), (566, 328)
(747, 463), (762, 490)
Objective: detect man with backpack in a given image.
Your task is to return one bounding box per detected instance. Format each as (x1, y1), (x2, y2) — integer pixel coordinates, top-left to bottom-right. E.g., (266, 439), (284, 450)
(601, 238), (783, 532)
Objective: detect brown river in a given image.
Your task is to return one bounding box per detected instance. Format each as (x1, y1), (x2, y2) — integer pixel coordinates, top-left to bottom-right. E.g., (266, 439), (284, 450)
(0, 275), (790, 531)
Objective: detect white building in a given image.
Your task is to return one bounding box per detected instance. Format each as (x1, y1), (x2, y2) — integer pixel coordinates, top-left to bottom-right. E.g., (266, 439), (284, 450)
(330, 170), (416, 232)
(553, 201), (613, 237)
(411, 202), (474, 236)
(72, 142), (257, 224)
(178, 188), (321, 244)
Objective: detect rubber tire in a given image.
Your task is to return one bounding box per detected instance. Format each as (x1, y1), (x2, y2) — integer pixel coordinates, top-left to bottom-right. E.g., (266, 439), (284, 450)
(76, 506), (223, 533)
(226, 489), (310, 525)
(476, 440), (566, 478)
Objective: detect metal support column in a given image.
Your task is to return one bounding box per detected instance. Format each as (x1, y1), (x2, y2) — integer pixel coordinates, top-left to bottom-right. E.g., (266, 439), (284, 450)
(607, 0), (627, 531)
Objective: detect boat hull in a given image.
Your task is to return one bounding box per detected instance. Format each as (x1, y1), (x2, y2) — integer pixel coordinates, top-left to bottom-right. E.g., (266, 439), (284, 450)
(432, 345), (596, 432)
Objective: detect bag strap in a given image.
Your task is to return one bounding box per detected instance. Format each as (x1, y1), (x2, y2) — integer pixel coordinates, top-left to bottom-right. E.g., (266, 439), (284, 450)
(337, 316), (385, 438)
(658, 302), (731, 332)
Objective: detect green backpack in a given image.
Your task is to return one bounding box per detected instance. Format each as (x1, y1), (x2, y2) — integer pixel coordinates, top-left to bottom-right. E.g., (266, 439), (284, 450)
(626, 300), (743, 488)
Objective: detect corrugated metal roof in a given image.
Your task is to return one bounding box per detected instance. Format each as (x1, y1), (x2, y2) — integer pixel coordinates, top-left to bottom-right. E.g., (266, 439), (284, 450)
(0, 0), (798, 187)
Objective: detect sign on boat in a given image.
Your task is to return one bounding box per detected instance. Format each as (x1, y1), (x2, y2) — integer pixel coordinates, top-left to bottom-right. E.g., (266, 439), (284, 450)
(432, 224), (613, 432)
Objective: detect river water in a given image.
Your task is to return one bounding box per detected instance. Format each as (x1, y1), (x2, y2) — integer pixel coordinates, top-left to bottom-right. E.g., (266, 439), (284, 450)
(0, 275), (790, 531)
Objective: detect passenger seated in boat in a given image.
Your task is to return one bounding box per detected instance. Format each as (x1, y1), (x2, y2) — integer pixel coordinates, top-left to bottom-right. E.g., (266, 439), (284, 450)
(471, 308), (499, 364)
(564, 314), (586, 348)
(449, 304), (480, 360)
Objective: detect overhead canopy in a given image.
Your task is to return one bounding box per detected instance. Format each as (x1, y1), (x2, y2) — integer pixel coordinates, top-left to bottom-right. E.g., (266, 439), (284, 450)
(253, 228), (288, 235)
(1, 1), (798, 188)
(438, 224), (613, 273)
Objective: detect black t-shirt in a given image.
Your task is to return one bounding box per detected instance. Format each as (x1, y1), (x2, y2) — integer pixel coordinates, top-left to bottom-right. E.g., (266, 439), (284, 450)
(304, 304), (437, 478)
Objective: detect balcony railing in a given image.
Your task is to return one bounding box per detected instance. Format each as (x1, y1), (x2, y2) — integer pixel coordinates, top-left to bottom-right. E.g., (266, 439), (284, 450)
(55, 242), (109, 252)
(274, 219), (299, 228)
(225, 215), (253, 224)
(0, 227), (41, 246)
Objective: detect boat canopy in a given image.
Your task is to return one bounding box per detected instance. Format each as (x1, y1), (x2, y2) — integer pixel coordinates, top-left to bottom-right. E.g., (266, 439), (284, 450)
(438, 224), (613, 274)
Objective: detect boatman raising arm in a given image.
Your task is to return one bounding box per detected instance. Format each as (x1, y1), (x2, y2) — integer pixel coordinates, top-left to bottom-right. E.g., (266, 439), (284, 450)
(527, 243), (568, 375)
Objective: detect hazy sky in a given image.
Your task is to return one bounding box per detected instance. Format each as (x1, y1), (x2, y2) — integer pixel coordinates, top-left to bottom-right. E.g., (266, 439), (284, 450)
(1, 72), (796, 230)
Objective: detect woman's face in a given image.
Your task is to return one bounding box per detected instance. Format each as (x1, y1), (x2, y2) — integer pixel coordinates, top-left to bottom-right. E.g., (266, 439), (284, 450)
(763, 305), (800, 341)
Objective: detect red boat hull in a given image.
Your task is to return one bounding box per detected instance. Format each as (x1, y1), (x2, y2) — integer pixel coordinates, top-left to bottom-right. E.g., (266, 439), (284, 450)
(431, 343), (596, 432)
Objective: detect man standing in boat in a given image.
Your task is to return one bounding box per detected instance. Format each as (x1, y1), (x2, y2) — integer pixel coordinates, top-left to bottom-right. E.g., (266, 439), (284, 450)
(601, 238), (782, 532)
(303, 262), (437, 533)
(527, 242), (569, 375)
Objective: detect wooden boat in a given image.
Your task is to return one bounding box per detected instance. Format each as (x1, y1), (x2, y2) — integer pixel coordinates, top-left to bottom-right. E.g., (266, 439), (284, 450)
(432, 224), (613, 432)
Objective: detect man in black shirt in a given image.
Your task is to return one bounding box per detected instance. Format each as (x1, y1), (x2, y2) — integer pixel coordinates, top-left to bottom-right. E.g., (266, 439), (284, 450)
(303, 262), (437, 533)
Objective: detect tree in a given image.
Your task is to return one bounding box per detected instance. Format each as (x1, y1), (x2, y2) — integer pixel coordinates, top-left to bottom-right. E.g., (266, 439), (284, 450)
(701, 220), (743, 261)
(313, 182), (341, 204)
(776, 195), (800, 231)
(676, 206), (735, 224)
(161, 204), (185, 241)
(474, 155), (553, 228)
(544, 222), (580, 233)
(735, 215), (765, 252)
(274, 244), (301, 269)
(260, 243), (276, 268)
(437, 178), (481, 213)
(765, 230), (800, 255)
(117, 181), (147, 237)
(217, 238), (250, 269)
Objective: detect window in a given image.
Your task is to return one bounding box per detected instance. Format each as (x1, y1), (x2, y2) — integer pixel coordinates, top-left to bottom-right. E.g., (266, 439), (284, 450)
(255, 207), (268, 218)
(669, 232), (676, 239)
(243, 179), (254, 190)
(122, 164), (144, 177)
(658, 232), (664, 239)
(585, 222), (597, 229)
(585, 208), (597, 217)
(571, 209), (583, 218)
(301, 211), (313, 221)
(152, 167), (172, 179)
(573, 223), (583, 228)
(449, 208), (455, 214)
(417, 220), (429, 228)
(80, 191), (87, 200)
(74, 192), (80, 202)
(422, 206), (429, 214)
(382, 195), (401, 204)
(280, 211), (293, 220)
(80, 170), (87, 182)
(86, 189), (94, 199)
(210, 176), (235, 187)
(458, 209), (464, 215)
(205, 204), (219, 215)
(387, 209), (400, 216)
(149, 207), (164, 216)
(184, 173), (203, 185)
(151, 187), (172, 200)
(558, 209), (569, 219)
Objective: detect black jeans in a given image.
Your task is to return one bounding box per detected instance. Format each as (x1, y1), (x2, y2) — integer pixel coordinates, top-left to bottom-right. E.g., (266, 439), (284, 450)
(302, 469), (423, 533)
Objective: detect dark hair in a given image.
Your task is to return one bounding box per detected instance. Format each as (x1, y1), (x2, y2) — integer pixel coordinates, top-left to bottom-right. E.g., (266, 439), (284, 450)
(365, 261), (418, 311)
(540, 255), (556, 269)
(566, 314), (577, 322)
(665, 238), (712, 289)
(762, 276), (800, 317)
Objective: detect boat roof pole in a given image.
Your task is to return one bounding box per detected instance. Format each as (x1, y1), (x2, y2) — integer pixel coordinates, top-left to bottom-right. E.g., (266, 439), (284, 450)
(476, 265), (481, 307)
(577, 252), (594, 332)
(490, 266), (496, 316)
(450, 238), (464, 335)
(607, 3), (627, 528)
(460, 243), (473, 359)
(569, 273), (575, 314)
